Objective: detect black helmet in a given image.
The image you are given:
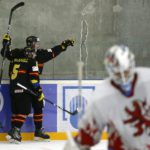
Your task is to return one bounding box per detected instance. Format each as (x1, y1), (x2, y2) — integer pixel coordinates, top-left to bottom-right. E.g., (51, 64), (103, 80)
(26, 36), (40, 47)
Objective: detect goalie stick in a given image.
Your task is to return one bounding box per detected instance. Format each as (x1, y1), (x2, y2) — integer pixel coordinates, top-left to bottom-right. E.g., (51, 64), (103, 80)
(0, 2), (25, 85)
(17, 83), (78, 115)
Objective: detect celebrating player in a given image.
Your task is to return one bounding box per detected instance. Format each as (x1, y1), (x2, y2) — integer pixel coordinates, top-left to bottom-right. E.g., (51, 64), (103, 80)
(1, 34), (74, 143)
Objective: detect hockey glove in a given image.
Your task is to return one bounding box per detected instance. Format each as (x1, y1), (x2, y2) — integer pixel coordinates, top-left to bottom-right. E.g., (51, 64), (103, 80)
(61, 39), (74, 51)
(2, 34), (11, 48)
(38, 92), (44, 101)
(36, 87), (45, 101)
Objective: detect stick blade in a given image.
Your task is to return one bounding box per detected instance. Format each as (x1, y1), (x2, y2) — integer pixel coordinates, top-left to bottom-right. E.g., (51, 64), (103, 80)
(11, 2), (25, 12)
(8, 2), (25, 27)
(71, 110), (78, 115)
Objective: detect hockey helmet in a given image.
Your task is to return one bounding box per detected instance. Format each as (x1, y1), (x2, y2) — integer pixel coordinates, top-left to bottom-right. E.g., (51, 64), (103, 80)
(104, 45), (135, 85)
(26, 36), (40, 47)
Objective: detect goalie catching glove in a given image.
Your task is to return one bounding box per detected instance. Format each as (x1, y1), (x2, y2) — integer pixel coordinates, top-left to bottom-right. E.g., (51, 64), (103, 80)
(61, 39), (74, 51)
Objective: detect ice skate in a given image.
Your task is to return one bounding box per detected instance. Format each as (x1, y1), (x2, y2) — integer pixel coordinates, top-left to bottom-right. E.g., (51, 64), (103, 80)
(34, 128), (50, 142)
(6, 127), (22, 144)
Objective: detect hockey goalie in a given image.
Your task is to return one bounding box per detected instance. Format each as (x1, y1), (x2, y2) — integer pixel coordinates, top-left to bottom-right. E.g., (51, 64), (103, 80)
(64, 45), (150, 150)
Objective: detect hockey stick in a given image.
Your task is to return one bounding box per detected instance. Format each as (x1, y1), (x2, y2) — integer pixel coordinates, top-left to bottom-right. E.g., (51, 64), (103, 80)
(17, 83), (78, 115)
(0, 1), (25, 129)
(8, 2), (25, 34)
(0, 2), (25, 85)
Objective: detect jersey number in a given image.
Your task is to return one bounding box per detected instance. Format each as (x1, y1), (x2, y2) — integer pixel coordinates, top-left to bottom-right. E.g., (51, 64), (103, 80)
(11, 64), (20, 80)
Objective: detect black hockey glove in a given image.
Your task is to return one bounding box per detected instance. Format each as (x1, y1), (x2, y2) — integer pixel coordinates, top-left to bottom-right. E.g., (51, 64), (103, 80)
(2, 34), (11, 48)
(61, 39), (74, 51)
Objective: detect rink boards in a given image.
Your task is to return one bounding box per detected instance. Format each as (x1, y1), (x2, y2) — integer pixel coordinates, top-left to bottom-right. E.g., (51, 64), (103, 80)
(0, 80), (108, 141)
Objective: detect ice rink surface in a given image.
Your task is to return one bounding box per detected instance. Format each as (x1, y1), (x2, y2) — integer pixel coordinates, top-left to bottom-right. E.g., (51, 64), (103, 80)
(0, 140), (108, 150)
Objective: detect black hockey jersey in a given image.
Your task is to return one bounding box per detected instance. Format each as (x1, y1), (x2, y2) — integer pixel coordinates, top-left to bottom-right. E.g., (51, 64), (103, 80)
(9, 56), (40, 94)
(1, 44), (64, 75)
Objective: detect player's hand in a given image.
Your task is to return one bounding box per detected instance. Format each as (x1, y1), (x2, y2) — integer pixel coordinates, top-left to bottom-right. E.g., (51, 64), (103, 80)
(37, 88), (45, 107)
(38, 91), (44, 101)
(2, 34), (11, 47)
(61, 39), (74, 51)
(36, 88), (44, 101)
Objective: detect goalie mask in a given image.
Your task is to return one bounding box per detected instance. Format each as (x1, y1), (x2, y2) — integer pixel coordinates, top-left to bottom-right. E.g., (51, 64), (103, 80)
(104, 45), (135, 93)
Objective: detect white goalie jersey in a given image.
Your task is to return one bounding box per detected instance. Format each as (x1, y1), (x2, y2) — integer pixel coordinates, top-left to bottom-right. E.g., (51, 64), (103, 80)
(76, 67), (150, 150)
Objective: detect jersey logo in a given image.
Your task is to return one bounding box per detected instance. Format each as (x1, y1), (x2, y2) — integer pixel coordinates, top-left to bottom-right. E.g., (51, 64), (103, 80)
(47, 49), (52, 52)
(123, 99), (150, 136)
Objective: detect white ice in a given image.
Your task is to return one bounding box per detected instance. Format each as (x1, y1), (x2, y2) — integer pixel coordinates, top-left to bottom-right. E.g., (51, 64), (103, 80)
(0, 140), (108, 150)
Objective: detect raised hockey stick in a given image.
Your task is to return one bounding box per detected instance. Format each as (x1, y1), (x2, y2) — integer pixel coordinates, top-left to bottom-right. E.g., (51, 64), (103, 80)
(0, 2), (25, 85)
(0, 1), (25, 129)
(8, 2), (25, 34)
(17, 83), (78, 115)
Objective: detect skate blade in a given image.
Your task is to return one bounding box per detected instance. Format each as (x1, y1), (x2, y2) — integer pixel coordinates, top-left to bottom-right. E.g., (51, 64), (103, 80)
(34, 137), (50, 142)
(6, 135), (11, 141)
(6, 135), (21, 144)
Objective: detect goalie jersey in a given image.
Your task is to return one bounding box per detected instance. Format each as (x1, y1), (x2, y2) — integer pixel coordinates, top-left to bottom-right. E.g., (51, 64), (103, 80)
(76, 67), (150, 150)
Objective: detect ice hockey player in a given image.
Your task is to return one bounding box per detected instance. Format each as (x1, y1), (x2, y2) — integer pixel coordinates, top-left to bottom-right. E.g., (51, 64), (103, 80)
(63, 45), (150, 150)
(1, 36), (45, 143)
(1, 34), (74, 74)
(25, 35), (74, 74)
(1, 34), (74, 143)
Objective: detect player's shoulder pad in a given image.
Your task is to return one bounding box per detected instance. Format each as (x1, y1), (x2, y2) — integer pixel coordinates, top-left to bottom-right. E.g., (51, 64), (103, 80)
(136, 67), (150, 82)
(91, 78), (116, 103)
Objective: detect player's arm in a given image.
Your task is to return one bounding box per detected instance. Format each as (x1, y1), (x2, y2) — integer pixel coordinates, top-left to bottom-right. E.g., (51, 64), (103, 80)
(1, 34), (25, 60)
(11, 48), (26, 58)
(28, 59), (44, 101)
(1, 34), (12, 60)
(64, 103), (104, 150)
(36, 39), (74, 63)
(64, 121), (102, 150)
